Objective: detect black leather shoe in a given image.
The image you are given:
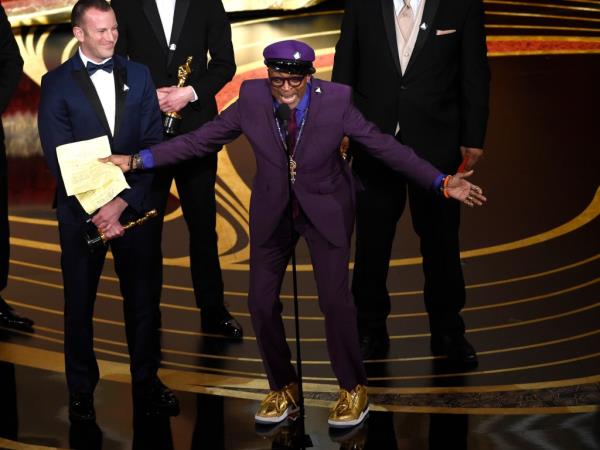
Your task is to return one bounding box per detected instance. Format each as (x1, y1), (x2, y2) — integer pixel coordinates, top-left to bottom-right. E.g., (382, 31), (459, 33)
(0, 297), (34, 332)
(359, 333), (390, 360)
(201, 307), (243, 340)
(69, 393), (96, 423)
(431, 334), (478, 368)
(135, 378), (180, 417)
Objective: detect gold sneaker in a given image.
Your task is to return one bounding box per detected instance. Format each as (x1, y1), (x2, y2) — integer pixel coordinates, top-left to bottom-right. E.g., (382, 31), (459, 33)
(254, 382), (300, 424)
(328, 384), (369, 428)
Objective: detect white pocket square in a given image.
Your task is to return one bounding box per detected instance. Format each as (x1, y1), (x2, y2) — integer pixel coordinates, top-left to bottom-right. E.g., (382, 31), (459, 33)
(436, 29), (456, 36)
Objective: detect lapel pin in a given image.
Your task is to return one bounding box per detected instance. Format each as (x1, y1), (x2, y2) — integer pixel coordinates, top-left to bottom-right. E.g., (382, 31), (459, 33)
(420, 22), (428, 30)
(315, 87), (322, 94)
(123, 84), (129, 92)
(169, 43), (177, 51)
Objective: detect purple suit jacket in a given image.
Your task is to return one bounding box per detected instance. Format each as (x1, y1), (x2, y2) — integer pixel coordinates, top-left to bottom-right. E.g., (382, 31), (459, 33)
(150, 78), (441, 247)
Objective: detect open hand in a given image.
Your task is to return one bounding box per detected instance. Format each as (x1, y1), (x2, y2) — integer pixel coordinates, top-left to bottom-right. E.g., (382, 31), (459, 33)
(446, 170), (487, 207)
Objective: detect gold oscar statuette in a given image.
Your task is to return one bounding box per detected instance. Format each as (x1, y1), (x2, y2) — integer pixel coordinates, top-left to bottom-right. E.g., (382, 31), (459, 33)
(84, 209), (158, 251)
(163, 56), (194, 136)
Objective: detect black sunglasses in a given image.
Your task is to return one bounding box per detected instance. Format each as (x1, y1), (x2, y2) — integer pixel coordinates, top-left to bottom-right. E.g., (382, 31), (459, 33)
(268, 76), (306, 88)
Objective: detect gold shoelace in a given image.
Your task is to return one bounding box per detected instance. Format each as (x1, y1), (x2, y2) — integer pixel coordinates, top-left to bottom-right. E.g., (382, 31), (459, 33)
(334, 390), (352, 413)
(264, 388), (297, 409)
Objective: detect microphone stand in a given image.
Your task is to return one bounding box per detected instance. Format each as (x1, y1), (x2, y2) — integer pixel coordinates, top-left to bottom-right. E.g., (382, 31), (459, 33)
(279, 106), (312, 449)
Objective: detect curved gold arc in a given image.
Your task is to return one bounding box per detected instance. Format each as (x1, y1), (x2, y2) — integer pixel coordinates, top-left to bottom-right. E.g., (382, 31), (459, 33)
(3, 341), (600, 401)
(487, 11), (600, 22)
(12, 170), (596, 272)
(15, 28), (52, 87)
(27, 322), (600, 366)
(487, 24), (600, 32)
(9, 25), (600, 271)
(0, 437), (64, 450)
(60, 37), (78, 64)
(213, 185), (600, 271)
(12, 253), (599, 301)
(5, 292), (600, 343)
(453, 187), (600, 260)
(487, 35), (600, 41)
(163, 349), (600, 383)
(492, 49), (600, 56)
(485, 0), (600, 13)
(8, 270), (599, 320)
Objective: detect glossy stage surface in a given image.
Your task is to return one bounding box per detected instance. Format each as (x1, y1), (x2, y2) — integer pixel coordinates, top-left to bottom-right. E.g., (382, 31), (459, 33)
(1, 0), (600, 448)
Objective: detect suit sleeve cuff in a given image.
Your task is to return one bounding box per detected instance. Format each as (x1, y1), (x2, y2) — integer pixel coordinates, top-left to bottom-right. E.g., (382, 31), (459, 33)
(139, 149), (155, 169)
(432, 174), (445, 193)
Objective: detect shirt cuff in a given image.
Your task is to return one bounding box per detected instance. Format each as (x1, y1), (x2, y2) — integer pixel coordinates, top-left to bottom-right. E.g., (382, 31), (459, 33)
(139, 149), (155, 169)
(432, 174), (445, 193)
(189, 86), (198, 103)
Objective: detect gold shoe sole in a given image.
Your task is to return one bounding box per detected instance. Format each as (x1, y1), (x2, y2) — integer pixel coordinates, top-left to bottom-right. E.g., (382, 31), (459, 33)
(254, 406), (300, 425)
(327, 407), (369, 428)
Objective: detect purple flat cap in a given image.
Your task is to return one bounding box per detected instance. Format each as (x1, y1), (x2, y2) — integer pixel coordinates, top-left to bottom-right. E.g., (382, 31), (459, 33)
(263, 40), (316, 75)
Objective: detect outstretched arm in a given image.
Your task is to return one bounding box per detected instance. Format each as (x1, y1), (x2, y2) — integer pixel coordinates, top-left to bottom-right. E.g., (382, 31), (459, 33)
(342, 97), (486, 207)
(101, 99), (243, 170)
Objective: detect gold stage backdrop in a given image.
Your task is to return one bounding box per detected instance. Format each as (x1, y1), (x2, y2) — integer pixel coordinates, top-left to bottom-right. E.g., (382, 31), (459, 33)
(5, 0), (327, 27)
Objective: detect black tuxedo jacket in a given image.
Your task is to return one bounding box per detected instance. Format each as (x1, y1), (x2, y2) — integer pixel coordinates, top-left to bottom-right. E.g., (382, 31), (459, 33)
(113, 0), (236, 133)
(332, 0), (490, 171)
(38, 54), (163, 224)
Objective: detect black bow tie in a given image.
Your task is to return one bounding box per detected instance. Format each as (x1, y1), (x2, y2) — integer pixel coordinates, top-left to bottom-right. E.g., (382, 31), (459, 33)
(86, 59), (114, 76)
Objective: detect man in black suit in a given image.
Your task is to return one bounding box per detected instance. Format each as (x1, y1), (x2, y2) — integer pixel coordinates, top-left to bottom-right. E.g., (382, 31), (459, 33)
(332, 0), (490, 365)
(38, 0), (179, 422)
(0, 4), (34, 332)
(112, 0), (242, 339)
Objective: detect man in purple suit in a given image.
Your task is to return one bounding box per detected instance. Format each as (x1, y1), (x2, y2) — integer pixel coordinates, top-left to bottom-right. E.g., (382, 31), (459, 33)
(103, 40), (485, 428)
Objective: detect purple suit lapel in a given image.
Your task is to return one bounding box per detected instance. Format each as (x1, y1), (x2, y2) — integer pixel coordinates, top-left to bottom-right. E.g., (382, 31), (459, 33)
(294, 78), (323, 165)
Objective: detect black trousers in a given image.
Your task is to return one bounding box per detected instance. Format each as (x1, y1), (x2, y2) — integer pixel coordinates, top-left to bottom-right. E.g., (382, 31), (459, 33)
(352, 153), (466, 338)
(0, 142), (8, 292)
(151, 153), (224, 311)
(59, 219), (162, 394)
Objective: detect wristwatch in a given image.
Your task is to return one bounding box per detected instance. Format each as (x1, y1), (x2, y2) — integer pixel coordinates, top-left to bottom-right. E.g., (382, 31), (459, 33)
(130, 153), (144, 171)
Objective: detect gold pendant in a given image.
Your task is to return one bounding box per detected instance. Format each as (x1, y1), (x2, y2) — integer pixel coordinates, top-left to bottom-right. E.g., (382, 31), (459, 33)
(289, 157), (297, 184)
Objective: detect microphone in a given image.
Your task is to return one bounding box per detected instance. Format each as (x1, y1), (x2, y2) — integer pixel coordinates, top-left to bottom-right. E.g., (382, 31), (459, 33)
(276, 103), (291, 130)
(276, 103), (292, 152)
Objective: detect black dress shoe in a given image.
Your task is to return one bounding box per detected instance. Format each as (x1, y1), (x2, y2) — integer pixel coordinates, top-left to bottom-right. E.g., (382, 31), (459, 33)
(69, 393), (96, 423)
(0, 297), (34, 332)
(201, 307), (243, 340)
(431, 334), (478, 368)
(69, 421), (103, 450)
(135, 378), (180, 417)
(359, 333), (390, 360)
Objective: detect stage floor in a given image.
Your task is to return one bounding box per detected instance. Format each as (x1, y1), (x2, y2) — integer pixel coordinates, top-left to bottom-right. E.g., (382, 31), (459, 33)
(1, 1), (600, 448)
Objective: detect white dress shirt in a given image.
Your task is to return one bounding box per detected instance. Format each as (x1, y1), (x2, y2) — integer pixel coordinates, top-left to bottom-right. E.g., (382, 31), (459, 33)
(154, 0), (198, 103)
(155, 0), (176, 46)
(79, 48), (116, 136)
